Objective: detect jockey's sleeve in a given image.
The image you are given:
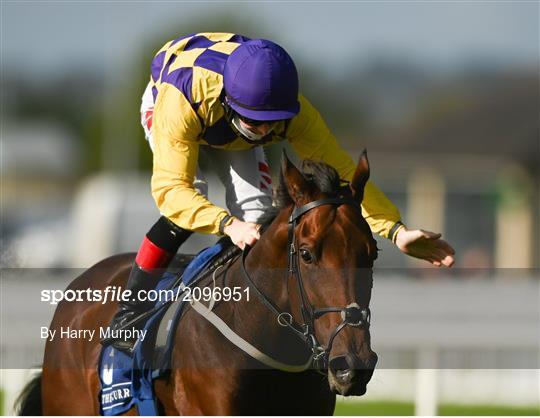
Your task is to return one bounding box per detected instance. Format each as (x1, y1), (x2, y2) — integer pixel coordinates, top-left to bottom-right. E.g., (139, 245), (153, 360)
(151, 84), (230, 234)
(287, 95), (402, 239)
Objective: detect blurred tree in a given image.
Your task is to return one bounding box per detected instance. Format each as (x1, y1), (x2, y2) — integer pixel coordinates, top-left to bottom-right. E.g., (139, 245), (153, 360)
(6, 69), (104, 177)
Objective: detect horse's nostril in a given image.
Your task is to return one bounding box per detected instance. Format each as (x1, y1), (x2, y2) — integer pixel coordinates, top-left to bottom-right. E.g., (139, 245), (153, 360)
(329, 356), (356, 385)
(329, 356), (349, 374)
(335, 369), (354, 384)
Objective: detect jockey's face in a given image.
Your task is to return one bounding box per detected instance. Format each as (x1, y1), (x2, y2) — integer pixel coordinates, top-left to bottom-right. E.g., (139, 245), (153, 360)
(238, 118), (277, 137)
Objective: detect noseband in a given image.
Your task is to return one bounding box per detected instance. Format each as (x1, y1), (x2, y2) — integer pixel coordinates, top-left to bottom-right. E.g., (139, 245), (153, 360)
(241, 197), (371, 371)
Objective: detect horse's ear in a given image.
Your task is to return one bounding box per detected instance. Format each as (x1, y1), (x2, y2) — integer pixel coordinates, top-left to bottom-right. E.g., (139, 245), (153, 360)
(350, 149), (370, 203)
(281, 150), (311, 205)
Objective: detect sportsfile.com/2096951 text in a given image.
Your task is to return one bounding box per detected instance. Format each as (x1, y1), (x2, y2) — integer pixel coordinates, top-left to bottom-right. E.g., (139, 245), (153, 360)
(40, 285), (250, 305)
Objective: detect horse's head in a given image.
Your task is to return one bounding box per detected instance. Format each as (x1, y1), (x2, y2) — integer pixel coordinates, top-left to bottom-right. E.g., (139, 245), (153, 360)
(277, 151), (378, 396)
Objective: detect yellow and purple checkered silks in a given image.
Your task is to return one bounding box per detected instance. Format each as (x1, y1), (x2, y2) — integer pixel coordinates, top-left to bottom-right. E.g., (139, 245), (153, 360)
(148, 32), (401, 236)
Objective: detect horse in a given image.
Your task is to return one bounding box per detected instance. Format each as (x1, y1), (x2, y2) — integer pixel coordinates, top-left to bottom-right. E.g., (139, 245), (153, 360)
(18, 151), (379, 415)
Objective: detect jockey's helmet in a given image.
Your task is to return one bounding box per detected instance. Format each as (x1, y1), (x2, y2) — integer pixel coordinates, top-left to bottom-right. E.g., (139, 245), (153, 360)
(223, 39), (299, 122)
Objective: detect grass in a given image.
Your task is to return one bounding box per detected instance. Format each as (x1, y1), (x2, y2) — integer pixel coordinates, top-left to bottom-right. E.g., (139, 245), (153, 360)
(2, 388), (537, 416)
(334, 400), (540, 416)
(335, 401), (415, 416)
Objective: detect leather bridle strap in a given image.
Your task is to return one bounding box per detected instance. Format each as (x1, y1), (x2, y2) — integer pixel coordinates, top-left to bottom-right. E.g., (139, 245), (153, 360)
(289, 197), (357, 222)
(237, 196), (371, 372)
(287, 197), (357, 326)
(189, 292), (313, 372)
(286, 197), (371, 368)
(240, 248), (307, 342)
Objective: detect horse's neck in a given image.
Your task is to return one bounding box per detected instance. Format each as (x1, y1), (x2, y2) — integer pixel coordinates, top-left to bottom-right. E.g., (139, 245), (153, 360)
(221, 210), (308, 363)
(242, 209), (290, 308)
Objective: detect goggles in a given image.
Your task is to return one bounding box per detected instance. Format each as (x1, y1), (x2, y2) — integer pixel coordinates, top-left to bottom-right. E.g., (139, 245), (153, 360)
(237, 115), (284, 127)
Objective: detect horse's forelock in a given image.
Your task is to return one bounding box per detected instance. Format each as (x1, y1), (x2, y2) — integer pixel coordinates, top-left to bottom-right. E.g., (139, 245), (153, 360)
(300, 160), (341, 195)
(275, 160), (343, 210)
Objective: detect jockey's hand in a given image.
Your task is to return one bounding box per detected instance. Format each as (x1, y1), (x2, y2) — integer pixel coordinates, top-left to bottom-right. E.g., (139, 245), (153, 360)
(395, 226), (455, 267)
(223, 218), (261, 250)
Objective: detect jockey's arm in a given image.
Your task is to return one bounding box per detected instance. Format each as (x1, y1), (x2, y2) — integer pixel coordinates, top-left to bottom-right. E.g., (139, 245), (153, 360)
(287, 95), (403, 241)
(151, 85), (231, 235)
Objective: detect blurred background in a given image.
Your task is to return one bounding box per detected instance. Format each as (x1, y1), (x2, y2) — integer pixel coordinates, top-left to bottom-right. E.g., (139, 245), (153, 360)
(1, 1), (538, 416)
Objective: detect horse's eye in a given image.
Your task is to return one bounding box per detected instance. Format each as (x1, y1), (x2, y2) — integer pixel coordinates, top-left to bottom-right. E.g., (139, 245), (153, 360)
(299, 248), (314, 264)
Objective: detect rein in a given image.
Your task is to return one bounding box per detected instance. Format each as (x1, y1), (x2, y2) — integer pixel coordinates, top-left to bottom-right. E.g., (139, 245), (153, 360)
(240, 197), (371, 372)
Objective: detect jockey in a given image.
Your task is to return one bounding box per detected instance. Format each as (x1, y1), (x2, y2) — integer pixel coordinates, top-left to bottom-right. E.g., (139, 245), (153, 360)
(104, 33), (455, 353)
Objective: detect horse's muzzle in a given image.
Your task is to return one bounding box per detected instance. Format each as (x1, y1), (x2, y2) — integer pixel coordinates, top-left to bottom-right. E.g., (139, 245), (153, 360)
(328, 352), (378, 396)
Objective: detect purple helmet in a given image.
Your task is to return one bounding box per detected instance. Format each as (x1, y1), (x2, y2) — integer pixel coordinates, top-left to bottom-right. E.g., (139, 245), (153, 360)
(223, 39), (299, 121)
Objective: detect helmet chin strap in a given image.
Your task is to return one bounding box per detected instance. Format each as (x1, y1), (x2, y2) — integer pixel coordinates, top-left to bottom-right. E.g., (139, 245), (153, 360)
(221, 94), (274, 145)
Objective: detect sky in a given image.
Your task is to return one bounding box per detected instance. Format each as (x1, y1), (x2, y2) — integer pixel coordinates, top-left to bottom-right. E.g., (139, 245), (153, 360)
(2, 1), (538, 81)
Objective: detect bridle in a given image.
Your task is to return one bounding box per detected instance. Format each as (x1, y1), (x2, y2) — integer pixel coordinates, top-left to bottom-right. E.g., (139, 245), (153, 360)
(241, 196), (372, 371)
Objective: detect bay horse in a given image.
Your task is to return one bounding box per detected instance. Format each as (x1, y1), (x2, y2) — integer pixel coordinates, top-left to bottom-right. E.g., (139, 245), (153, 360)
(18, 152), (379, 415)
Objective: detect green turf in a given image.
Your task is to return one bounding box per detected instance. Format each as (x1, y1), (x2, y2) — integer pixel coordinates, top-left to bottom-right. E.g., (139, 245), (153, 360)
(334, 400), (540, 416)
(335, 400), (413, 415)
(439, 403), (540, 416)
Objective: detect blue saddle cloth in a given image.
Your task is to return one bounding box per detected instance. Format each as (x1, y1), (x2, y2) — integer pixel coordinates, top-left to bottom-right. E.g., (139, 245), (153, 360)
(98, 241), (228, 415)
